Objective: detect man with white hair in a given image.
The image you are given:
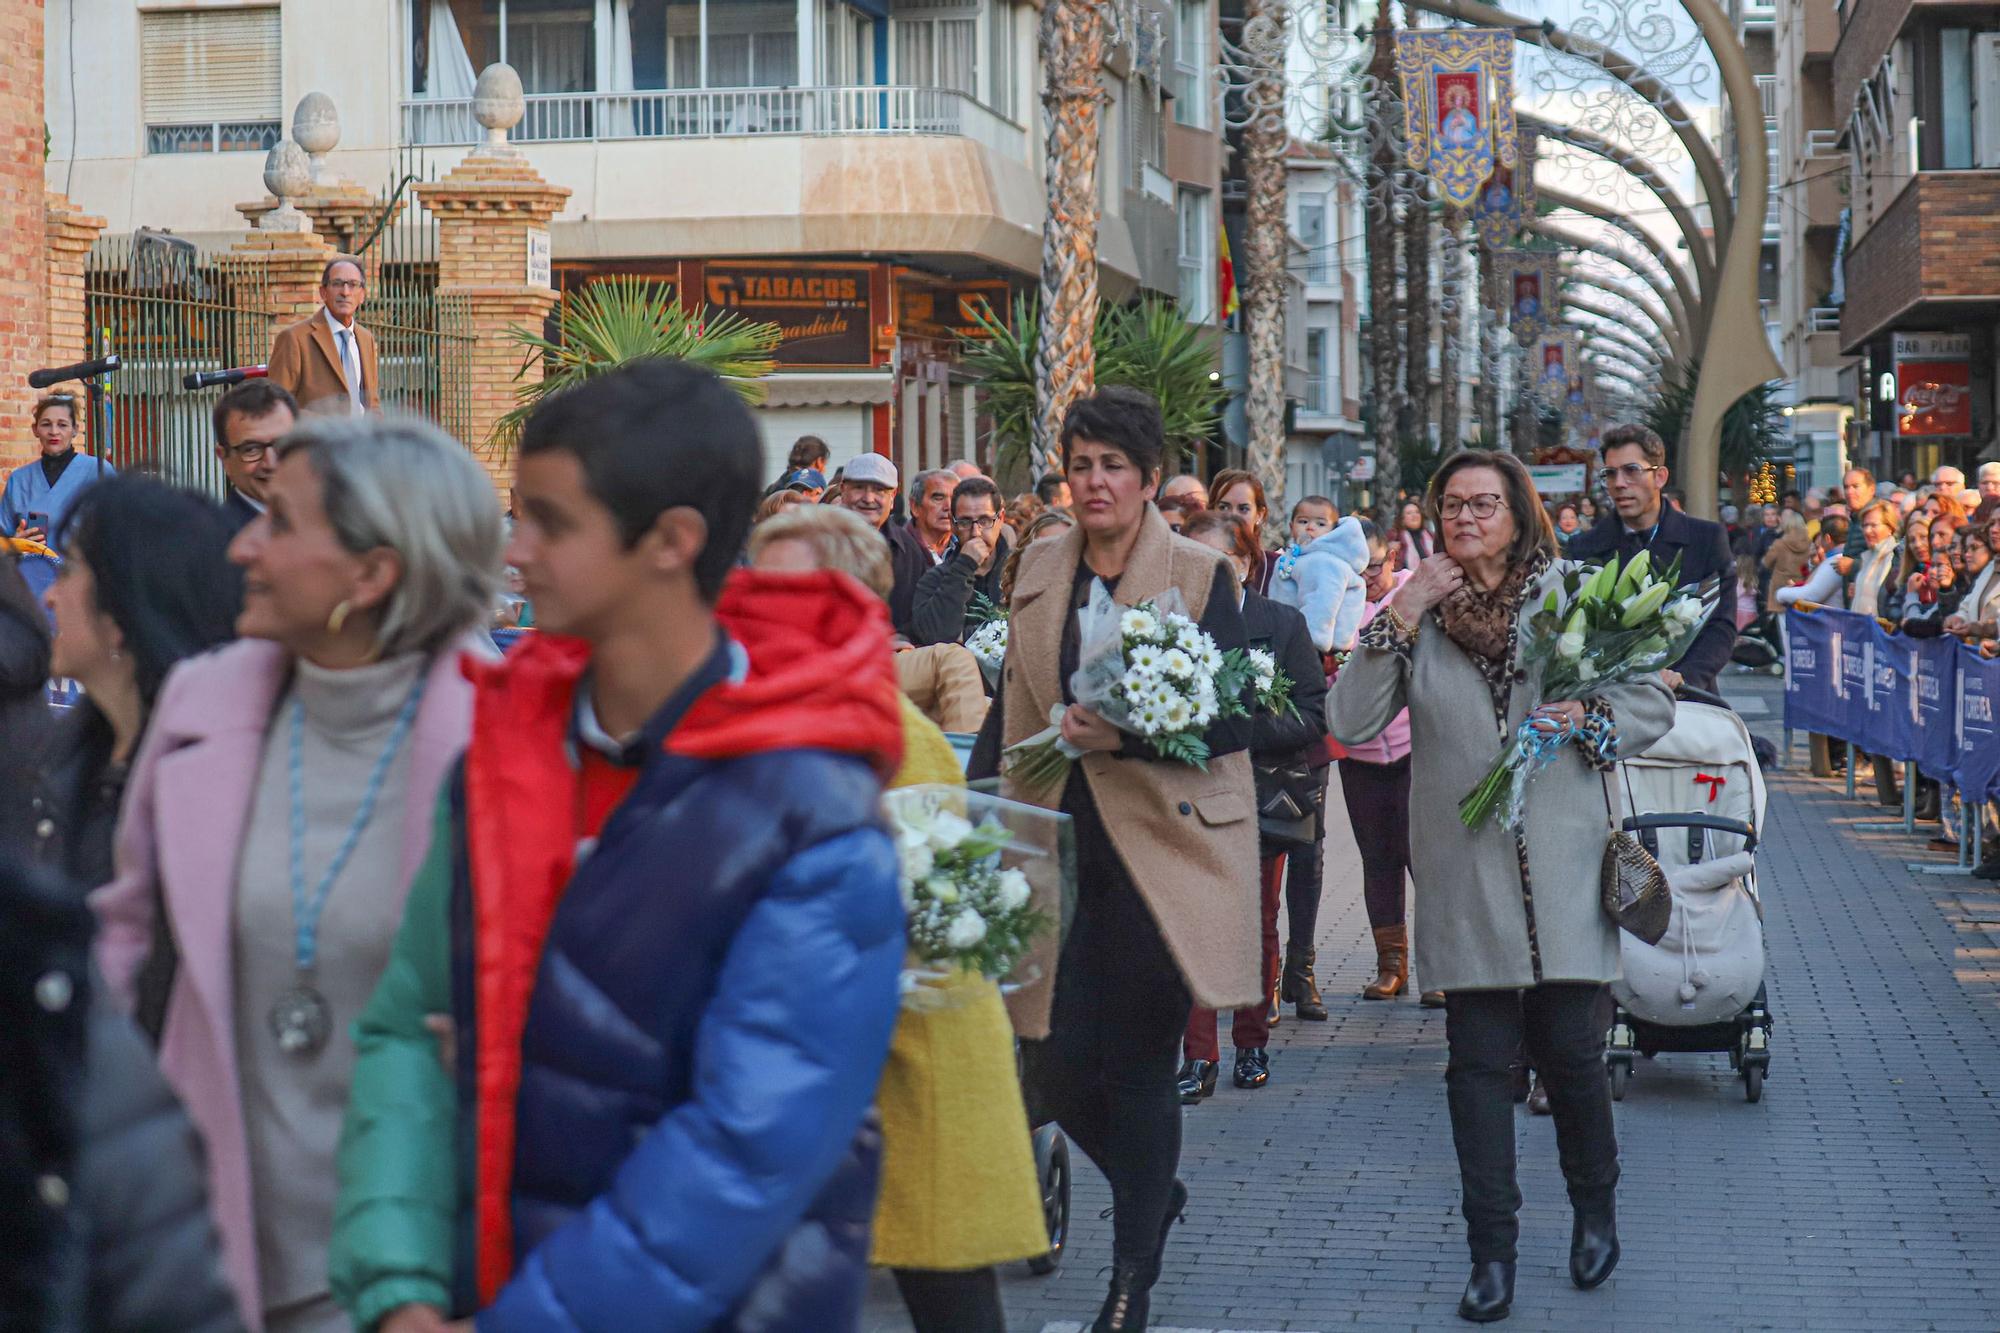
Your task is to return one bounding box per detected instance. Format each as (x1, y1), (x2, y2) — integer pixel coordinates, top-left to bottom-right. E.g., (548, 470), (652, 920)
(1933, 465), (1967, 506)
(1975, 462), (2000, 521)
(1161, 474), (1209, 510)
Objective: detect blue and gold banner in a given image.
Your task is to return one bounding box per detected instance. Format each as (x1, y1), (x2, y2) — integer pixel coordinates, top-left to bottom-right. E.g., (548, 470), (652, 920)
(1494, 250), (1561, 346)
(1473, 127), (1534, 251)
(1395, 28), (1518, 209)
(1535, 331), (1579, 400)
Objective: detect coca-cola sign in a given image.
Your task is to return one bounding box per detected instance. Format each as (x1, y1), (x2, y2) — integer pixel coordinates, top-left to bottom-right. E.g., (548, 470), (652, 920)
(1892, 332), (1972, 438)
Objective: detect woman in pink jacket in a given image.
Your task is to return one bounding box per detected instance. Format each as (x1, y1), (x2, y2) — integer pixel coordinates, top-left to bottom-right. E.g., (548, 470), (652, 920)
(1335, 520), (1437, 1005)
(91, 417), (501, 1333)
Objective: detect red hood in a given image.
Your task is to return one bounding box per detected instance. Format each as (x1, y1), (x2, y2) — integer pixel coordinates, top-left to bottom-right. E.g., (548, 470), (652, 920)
(470, 568), (903, 779)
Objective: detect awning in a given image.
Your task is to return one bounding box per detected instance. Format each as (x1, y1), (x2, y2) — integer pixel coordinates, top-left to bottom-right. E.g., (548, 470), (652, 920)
(759, 372), (895, 408)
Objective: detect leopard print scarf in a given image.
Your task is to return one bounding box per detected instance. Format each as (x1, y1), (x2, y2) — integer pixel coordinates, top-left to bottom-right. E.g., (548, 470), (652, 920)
(1438, 552), (1551, 666)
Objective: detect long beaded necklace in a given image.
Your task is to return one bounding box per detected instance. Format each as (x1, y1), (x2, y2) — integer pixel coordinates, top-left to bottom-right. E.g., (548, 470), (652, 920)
(267, 674), (426, 1059)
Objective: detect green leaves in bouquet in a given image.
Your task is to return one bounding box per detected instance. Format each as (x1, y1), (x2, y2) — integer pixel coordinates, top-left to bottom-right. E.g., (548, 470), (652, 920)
(967, 592), (1008, 628)
(1211, 648), (1258, 722)
(1147, 728), (1214, 770)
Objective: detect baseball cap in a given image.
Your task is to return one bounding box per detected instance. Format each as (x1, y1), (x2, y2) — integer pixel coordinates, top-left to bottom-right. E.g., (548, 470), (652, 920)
(842, 453), (898, 488)
(783, 468), (827, 491)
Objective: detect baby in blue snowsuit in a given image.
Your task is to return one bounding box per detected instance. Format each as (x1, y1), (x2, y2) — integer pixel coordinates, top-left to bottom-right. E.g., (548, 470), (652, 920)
(1270, 497), (1371, 656)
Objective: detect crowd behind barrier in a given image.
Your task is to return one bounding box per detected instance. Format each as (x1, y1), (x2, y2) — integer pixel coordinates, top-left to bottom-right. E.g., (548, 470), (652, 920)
(1782, 607), (2000, 811)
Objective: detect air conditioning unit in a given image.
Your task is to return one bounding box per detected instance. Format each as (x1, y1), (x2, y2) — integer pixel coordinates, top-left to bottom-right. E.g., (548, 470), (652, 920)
(1974, 34), (2000, 167)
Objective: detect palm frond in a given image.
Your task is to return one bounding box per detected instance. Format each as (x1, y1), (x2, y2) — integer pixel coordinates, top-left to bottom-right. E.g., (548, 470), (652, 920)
(489, 275), (781, 453)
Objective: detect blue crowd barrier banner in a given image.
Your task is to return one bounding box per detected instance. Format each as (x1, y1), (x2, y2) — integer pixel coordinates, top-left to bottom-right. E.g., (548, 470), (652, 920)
(1954, 646), (2000, 804)
(1860, 616), (1912, 760)
(1831, 610), (1875, 751)
(1782, 609), (1842, 738)
(1911, 635), (1961, 782)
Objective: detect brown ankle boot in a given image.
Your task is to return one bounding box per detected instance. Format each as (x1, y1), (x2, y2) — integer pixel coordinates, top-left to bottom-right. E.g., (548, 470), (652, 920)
(1362, 925), (1408, 1000)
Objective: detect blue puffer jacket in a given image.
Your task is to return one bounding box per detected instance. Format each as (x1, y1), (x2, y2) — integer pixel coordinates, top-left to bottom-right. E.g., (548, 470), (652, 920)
(330, 575), (908, 1333)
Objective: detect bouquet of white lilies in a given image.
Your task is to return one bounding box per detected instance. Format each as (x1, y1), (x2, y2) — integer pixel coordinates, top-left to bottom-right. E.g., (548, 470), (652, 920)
(1003, 585), (1253, 793)
(1458, 551), (1714, 829)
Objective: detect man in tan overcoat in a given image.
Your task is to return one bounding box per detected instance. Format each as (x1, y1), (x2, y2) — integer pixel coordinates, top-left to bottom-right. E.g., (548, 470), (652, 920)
(267, 258), (380, 416)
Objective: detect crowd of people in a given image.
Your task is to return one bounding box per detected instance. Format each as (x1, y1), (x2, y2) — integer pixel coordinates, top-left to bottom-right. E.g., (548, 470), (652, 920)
(4, 327), (1978, 1333)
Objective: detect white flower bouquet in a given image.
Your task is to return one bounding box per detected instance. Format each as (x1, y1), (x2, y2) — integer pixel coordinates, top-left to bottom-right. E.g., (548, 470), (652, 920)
(1002, 584), (1252, 793)
(882, 785), (1063, 1006)
(1245, 647), (1298, 720)
(966, 618), (1009, 688)
(1458, 550), (1715, 829)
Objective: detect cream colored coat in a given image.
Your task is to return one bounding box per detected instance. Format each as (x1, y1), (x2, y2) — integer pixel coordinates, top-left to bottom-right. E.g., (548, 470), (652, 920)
(1329, 563), (1677, 992)
(998, 508), (1262, 1036)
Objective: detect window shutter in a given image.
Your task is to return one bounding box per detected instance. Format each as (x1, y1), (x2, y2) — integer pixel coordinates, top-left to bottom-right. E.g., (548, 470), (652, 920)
(142, 8), (283, 125)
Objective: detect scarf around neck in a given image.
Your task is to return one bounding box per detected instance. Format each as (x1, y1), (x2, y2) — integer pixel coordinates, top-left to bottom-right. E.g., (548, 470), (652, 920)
(1438, 551), (1550, 666)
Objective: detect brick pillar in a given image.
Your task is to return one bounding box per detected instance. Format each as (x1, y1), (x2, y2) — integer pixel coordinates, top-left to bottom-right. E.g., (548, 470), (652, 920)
(0, 0), (48, 471)
(226, 226), (340, 383)
(43, 191), (106, 439)
(415, 150), (569, 487)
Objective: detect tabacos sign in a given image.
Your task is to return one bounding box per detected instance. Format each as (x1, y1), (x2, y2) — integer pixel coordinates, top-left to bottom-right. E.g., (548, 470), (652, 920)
(704, 262), (874, 369)
(1891, 332), (1972, 438)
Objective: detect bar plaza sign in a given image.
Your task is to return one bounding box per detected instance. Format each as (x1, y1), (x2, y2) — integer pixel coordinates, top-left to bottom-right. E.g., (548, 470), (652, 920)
(704, 261), (875, 368)
(1889, 332), (1972, 438)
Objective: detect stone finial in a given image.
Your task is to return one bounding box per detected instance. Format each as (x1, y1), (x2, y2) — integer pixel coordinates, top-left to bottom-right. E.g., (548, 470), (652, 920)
(260, 141), (313, 231)
(293, 92), (340, 184)
(473, 64), (526, 155)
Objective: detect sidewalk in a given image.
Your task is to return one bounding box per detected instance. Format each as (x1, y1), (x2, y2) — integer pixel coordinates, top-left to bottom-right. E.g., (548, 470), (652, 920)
(861, 674), (2000, 1331)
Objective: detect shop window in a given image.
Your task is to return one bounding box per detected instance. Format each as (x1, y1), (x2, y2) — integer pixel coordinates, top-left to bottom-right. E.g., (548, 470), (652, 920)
(1177, 187), (1214, 322)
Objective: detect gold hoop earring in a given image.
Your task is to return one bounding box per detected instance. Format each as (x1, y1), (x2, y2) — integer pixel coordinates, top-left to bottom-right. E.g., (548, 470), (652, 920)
(326, 600), (352, 636)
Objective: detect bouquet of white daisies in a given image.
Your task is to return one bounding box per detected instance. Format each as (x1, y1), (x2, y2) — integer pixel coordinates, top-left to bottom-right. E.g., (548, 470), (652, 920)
(964, 594), (1008, 688)
(882, 785), (1064, 1007)
(1004, 584), (1253, 793)
(1244, 647), (1298, 720)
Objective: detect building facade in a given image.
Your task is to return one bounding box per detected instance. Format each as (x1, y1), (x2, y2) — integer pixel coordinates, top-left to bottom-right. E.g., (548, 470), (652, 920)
(47, 0), (1226, 483)
(1834, 0), (2000, 480)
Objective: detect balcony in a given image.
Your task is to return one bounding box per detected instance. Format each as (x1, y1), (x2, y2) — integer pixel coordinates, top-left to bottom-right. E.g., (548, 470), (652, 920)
(1809, 306), (1842, 333)
(1801, 0), (1839, 59)
(401, 85), (1028, 159)
(1840, 171), (2000, 350)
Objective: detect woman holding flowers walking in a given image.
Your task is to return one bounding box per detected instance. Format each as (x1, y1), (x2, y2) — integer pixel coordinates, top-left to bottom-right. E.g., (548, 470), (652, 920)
(970, 387), (1260, 1332)
(1330, 451), (1676, 1324)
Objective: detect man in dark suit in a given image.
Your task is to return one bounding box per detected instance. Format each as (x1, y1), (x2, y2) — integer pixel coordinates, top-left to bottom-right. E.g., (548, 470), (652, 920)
(212, 379), (298, 534)
(1566, 422), (1737, 696)
(266, 259), (380, 415)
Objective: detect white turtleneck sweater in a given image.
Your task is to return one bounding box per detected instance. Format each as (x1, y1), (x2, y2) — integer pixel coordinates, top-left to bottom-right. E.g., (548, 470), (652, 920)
(231, 652), (426, 1330)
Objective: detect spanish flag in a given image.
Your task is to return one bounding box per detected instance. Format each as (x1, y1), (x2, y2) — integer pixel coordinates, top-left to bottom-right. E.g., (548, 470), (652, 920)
(1218, 224), (1240, 324)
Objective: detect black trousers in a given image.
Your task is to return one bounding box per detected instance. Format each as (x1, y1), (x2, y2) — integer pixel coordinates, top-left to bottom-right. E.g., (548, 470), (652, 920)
(1021, 776), (1192, 1271)
(1282, 770), (1328, 949)
(1337, 755), (1413, 928)
(1444, 984), (1619, 1264)
(891, 1267), (1004, 1333)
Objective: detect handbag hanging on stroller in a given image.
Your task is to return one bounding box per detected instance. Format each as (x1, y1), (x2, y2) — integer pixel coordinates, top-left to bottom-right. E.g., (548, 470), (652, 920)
(1606, 690), (1777, 1103)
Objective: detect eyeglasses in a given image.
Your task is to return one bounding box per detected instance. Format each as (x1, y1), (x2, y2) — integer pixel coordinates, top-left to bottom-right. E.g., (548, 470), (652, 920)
(324, 279), (365, 292)
(1603, 462), (1661, 484)
(222, 440), (280, 463)
(1363, 560), (1387, 576)
(952, 514), (1001, 530)
(1438, 494), (1505, 521)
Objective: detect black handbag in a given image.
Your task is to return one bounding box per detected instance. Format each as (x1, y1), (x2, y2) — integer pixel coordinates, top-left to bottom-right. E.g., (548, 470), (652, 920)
(1254, 759), (1322, 849)
(1599, 771), (1672, 945)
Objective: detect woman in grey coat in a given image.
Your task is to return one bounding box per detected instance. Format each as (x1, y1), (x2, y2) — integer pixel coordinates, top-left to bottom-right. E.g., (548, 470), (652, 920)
(1331, 451), (1675, 1324)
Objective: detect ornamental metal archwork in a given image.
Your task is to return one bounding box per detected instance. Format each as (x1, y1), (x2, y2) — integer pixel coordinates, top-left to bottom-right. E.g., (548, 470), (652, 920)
(1394, 28), (1518, 208)
(1473, 126), (1536, 252)
(1493, 249), (1563, 347)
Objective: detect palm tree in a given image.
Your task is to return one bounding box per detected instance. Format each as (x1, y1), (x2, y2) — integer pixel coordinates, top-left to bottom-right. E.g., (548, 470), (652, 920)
(1034, 0), (1110, 476)
(1641, 358), (1785, 502)
(1366, 9), (1403, 514)
(1241, 0), (1292, 544)
(962, 296), (1225, 485)
(493, 275), (780, 450)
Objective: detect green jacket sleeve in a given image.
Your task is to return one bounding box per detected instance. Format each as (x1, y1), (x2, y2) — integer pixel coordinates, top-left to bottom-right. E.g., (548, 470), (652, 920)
(330, 786), (460, 1331)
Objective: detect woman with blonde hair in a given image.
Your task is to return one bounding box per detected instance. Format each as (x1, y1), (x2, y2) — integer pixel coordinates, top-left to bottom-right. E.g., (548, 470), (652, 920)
(748, 502), (1047, 1333)
(91, 415), (502, 1333)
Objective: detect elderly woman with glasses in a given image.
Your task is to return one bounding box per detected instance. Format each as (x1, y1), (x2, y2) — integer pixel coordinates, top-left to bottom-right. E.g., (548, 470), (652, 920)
(91, 415), (501, 1333)
(1330, 450), (1675, 1324)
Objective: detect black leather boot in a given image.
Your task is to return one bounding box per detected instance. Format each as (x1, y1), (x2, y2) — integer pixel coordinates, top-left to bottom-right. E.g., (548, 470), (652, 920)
(1091, 1261), (1153, 1331)
(1282, 945), (1329, 1019)
(1570, 1195), (1620, 1289)
(1457, 1261), (1514, 1322)
(1233, 1047), (1270, 1088)
(1175, 1060), (1217, 1104)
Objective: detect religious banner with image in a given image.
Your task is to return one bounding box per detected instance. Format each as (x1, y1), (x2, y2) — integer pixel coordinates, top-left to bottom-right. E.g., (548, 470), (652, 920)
(1473, 126), (1535, 251)
(1493, 249), (1561, 346)
(1394, 28), (1518, 208)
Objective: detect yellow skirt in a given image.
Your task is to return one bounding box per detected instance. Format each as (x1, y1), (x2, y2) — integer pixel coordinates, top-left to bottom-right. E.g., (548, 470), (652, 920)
(869, 969), (1050, 1269)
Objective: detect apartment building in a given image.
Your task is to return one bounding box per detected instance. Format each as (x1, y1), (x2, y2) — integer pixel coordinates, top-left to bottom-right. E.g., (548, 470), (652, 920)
(1834, 0), (2000, 478)
(1771, 0), (1853, 490)
(47, 0), (1227, 480)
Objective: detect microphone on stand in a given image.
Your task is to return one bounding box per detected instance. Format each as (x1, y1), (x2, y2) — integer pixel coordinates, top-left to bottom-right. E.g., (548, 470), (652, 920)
(29, 355), (120, 388)
(181, 365), (270, 391)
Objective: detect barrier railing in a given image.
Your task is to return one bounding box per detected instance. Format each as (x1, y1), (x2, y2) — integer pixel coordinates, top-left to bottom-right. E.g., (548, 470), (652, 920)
(1781, 607), (1997, 873)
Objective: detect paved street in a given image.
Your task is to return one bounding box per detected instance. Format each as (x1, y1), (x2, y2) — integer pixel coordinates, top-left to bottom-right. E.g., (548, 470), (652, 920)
(863, 673), (2000, 1331)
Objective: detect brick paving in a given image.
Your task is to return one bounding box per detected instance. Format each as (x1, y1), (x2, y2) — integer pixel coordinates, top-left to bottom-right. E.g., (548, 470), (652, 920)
(862, 674), (2000, 1330)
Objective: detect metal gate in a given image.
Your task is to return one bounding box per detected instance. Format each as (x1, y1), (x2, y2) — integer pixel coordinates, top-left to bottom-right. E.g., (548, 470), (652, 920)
(353, 146), (476, 445)
(84, 233), (273, 493)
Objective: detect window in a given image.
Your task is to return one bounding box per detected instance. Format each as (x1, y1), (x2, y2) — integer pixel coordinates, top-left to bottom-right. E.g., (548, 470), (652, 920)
(1177, 187), (1214, 322)
(893, 0), (979, 95)
(1941, 27), (1974, 169)
(1171, 0), (1208, 129)
(1305, 329), (1328, 413)
(988, 0), (1015, 118)
(1297, 192), (1331, 284)
(466, 0), (596, 93)
(142, 8), (282, 155)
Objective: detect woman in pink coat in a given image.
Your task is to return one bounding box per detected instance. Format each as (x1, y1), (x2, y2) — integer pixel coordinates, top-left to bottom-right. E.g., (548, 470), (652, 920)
(91, 416), (501, 1333)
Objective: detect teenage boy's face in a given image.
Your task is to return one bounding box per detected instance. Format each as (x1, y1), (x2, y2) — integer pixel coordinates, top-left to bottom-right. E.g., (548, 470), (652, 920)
(509, 450), (653, 640)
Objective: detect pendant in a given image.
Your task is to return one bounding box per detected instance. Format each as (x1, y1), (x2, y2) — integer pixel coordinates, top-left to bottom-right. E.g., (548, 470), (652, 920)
(269, 982), (332, 1058)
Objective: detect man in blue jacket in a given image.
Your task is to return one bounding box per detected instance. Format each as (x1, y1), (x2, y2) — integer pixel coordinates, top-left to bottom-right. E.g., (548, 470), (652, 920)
(331, 361), (907, 1333)
(1566, 422), (1737, 696)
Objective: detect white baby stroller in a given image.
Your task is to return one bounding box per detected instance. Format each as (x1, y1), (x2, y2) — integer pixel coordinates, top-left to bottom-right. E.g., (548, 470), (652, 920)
(1606, 689), (1775, 1103)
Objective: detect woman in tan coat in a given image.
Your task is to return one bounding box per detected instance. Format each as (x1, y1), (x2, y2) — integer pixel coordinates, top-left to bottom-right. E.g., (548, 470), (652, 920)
(970, 388), (1260, 1332)
(1330, 451), (1674, 1324)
